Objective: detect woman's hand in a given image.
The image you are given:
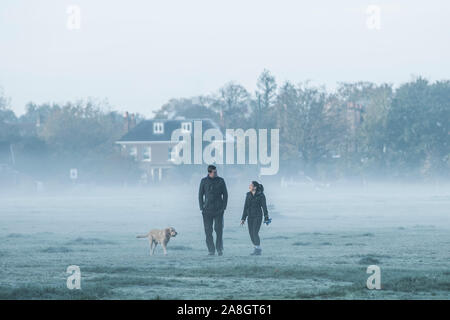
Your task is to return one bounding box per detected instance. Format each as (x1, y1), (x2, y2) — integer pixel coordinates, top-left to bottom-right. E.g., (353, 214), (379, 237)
(240, 220), (245, 225)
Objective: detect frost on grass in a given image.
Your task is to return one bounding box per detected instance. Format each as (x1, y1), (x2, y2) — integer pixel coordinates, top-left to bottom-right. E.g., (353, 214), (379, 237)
(0, 186), (449, 299)
(169, 245), (193, 251)
(40, 246), (73, 253)
(65, 238), (116, 245)
(292, 242), (311, 246)
(358, 256), (380, 265)
(6, 233), (27, 238)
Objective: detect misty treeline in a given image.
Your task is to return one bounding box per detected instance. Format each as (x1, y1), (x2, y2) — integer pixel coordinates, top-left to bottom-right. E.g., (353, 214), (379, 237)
(0, 97), (142, 186)
(154, 71), (449, 182)
(0, 70), (449, 187)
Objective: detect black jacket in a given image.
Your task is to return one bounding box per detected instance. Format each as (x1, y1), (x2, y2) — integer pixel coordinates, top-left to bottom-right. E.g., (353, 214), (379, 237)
(199, 176), (228, 213)
(241, 190), (268, 221)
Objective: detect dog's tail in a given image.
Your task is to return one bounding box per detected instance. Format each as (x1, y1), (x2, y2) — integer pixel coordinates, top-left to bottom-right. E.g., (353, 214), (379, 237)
(136, 233), (150, 238)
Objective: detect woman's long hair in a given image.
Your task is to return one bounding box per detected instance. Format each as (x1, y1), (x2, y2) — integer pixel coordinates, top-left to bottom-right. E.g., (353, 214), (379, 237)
(252, 181), (264, 193)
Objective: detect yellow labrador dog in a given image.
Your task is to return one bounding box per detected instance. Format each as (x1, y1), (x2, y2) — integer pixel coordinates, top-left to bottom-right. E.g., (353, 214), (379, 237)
(136, 227), (177, 255)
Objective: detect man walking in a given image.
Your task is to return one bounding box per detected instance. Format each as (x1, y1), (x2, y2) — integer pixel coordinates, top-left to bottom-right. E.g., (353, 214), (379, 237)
(199, 165), (228, 256)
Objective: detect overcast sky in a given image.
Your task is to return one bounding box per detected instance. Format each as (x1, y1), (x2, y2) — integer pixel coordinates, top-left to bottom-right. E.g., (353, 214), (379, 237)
(1, 0), (449, 117)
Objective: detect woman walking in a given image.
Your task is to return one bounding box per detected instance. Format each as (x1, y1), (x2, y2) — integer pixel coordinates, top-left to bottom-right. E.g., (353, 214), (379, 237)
(240, 181), (270, 255)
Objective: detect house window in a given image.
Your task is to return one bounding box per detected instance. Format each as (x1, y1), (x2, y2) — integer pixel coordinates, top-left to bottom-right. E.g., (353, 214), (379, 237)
(169, 146), (182, 161)
(153, 122), (164, 134)
(143, 146), (151, 162)
(181, 122), (192, 133)
(129, 146), (137, 160)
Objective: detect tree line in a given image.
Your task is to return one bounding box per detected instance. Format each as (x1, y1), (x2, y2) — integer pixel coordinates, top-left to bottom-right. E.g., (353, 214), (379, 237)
(0, 70), (449, 186)
(153, 71), (449, 181)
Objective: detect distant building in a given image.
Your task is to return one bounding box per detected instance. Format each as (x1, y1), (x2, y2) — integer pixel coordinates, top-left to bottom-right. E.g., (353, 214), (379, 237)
(116, 118), (222, 182)
(346, 102), (363, 133)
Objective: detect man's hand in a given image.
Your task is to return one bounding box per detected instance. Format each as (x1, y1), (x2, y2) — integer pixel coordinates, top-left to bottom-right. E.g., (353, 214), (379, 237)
(240, 220), (245, 226)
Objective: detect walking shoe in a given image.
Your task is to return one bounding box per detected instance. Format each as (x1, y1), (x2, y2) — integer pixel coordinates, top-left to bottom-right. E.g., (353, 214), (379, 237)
(250, 248), (262, 256)
(208, 252), (215, 256)
(218, 251), (223, 256)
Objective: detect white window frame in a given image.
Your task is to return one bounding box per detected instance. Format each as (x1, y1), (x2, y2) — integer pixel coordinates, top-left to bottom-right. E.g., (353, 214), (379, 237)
(153, 122), (164, 134)
(169, 146), (174, 161)
(129, 146), (137, 160)
(181, 122), (192, 133)
(143, 146), (151, 162)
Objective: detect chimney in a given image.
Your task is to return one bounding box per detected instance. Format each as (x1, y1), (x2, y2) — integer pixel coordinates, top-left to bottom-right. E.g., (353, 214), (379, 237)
(130, 113), (136, 130)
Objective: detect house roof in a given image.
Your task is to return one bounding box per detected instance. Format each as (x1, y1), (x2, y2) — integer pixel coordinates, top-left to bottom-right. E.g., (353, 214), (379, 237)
(117, 119), (222, 142)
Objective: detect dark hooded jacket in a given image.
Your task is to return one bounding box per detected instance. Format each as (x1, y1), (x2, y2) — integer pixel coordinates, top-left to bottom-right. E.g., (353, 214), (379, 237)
(199, 175), (228, 214)
(241, 189), (268, 221)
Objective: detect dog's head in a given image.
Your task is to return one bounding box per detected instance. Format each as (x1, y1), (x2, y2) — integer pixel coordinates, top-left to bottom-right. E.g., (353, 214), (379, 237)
(166, 227), (178, 237)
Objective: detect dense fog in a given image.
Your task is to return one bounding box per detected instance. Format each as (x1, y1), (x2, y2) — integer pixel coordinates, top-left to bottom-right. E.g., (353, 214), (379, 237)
(0, 1), (449, 300)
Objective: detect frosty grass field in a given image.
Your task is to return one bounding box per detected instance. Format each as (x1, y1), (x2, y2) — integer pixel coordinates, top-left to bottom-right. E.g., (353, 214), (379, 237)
(0, 184), (449, 299)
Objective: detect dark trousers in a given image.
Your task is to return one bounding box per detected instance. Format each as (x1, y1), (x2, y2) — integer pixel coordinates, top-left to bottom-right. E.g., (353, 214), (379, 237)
(202, 211), (224, 253)
(248, 215), (262, 246)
